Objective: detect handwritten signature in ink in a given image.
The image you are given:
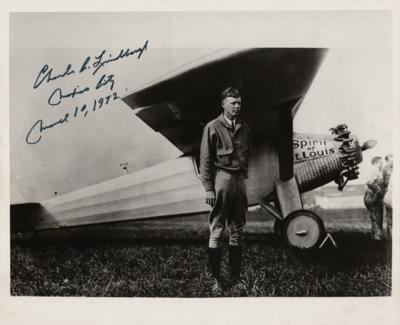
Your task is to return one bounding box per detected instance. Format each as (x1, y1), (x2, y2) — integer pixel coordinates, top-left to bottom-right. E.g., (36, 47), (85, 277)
(33, 40), (149, 89)
(47, 74), (116, 106)
(82, 40), (149, 75)
(26, 92), (120, 144)
(47, 85), (90, 106)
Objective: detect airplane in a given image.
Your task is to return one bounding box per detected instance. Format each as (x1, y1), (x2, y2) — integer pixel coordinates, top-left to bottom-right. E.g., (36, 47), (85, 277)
(10, 48), (377, 249)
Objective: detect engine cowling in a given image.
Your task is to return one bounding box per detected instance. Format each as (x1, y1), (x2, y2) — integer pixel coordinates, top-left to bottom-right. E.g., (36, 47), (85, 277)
(293, 124), (375, 192)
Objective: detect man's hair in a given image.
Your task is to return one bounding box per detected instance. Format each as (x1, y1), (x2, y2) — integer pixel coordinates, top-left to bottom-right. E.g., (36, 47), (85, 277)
(371, 156), (383, 165)
(221, 87), (241, 102)
(385, 154), (393, 161)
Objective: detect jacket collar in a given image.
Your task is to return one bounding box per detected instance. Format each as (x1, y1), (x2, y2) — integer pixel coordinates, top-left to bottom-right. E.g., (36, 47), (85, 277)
(217, 113), (242, 130)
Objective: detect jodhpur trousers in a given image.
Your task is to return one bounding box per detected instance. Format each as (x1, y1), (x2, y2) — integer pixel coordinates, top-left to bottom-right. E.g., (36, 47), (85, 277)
(208, 169), (248, 248)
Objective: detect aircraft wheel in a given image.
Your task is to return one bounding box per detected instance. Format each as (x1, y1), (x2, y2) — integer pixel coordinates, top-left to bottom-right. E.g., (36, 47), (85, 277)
(273, 219), (284, 238)
(283, 210), (325, 249)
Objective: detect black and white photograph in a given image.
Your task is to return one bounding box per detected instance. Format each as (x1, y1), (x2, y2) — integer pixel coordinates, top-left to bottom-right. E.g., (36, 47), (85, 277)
(1, 5), (399, 325)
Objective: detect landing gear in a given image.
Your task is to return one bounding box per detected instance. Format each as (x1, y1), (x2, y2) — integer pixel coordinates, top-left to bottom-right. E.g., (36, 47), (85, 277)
(260, 179), (327, 250)
(273, 219), (284, 238)
(282, 210), (325, 249)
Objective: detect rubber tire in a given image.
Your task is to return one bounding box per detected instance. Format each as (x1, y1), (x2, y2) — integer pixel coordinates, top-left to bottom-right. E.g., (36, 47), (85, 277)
(282, 210), (325, 250)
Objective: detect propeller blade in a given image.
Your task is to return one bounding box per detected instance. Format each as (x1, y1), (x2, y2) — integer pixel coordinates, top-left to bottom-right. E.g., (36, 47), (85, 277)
(361, 139), (377, 151)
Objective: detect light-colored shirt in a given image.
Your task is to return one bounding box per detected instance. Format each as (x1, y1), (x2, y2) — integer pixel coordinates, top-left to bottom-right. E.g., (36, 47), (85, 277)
(223, 114), (236, 128)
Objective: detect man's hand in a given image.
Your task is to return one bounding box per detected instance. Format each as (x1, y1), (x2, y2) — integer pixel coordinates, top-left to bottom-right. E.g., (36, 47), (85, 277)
(206, 190), (216, 207)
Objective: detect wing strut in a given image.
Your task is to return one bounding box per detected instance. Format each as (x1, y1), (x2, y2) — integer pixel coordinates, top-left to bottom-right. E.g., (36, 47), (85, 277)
(277, 106), (294, 181)
(274, 101), (303, 218)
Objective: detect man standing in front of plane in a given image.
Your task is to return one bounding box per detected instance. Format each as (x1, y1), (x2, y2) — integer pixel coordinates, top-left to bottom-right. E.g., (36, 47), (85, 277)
(200, 87), (251, 295)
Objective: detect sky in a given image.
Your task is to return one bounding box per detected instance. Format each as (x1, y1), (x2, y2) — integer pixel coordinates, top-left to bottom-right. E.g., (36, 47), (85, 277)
(295, 47), (393, 181)
(9, 11), (393, 203)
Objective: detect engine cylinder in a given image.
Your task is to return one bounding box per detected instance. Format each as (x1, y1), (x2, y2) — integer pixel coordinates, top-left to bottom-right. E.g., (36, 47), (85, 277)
(294, 155), (342, 193)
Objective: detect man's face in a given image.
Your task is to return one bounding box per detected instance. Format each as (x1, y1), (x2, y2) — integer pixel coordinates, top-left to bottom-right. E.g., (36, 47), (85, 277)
(376, 159), (384, 171)
(222, 96), (241, 120)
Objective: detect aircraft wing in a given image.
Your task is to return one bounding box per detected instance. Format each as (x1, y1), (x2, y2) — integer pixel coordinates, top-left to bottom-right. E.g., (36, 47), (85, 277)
(11, 48), (328, 232)
(123, 48), (328, 155)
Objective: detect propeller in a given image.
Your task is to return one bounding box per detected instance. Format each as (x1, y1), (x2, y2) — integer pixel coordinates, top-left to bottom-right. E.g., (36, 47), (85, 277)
(361, 139), (377, 151)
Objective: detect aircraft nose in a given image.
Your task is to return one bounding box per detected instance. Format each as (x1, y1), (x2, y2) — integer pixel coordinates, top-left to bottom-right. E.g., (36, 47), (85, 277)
(330, 125), (366, 189)
(350, 136), (363, 165)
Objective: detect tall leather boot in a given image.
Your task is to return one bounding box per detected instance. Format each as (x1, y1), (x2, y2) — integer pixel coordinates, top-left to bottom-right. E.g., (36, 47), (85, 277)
(207, 247), (222, 295)
(229, 245), (242, 281)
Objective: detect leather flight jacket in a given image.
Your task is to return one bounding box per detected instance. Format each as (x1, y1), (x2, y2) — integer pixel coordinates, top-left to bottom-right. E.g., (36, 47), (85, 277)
(200, 114), (251, 191)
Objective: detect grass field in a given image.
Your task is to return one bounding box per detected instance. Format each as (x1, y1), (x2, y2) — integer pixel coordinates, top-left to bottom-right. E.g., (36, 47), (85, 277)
(10, 208), (392, 297)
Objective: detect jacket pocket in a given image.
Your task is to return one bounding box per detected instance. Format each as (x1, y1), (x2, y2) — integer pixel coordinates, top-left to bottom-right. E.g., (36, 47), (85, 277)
(216, 148), (233, 165)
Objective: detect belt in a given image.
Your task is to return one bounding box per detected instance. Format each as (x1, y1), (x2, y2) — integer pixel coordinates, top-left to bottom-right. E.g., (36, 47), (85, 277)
(217, 168), (244, 175)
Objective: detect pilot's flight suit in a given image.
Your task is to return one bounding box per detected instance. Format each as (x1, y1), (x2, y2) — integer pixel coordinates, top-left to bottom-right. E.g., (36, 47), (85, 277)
(199, 113), (251, 285)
